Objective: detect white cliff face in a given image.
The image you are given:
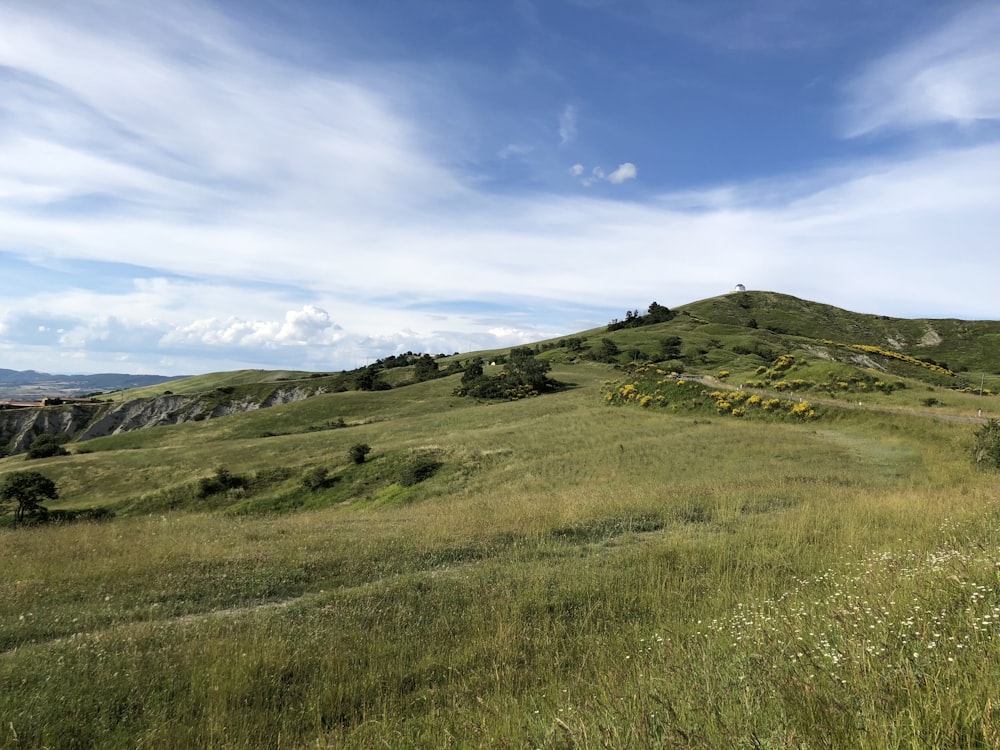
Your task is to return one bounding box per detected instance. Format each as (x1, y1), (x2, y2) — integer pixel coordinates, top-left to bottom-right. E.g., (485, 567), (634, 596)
(0, 386), (324, 456)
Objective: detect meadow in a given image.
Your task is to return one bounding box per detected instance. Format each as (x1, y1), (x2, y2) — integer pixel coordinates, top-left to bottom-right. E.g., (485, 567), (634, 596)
(4, 291), (1000, 748)
(2, 355), (999, 749)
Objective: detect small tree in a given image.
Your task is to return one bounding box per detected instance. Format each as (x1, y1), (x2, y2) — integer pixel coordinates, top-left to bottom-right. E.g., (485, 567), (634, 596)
(349, 443), (372, 464)
(1, 470), (59, 523)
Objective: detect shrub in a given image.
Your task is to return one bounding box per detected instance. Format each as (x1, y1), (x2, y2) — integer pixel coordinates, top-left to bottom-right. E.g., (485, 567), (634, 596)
(400, 454), (442, 487)
(973, 419), (1000, 469)
(302, 466), (331, 491)
(26, 434), (69, 459)
(198, 466), (247, 498)
(349, 443), (372, 465)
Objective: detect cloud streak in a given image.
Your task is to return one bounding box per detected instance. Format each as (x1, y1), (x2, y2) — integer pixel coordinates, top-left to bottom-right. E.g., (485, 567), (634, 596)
(841, 3), (1000, 136)
(558, 104), (578, 145)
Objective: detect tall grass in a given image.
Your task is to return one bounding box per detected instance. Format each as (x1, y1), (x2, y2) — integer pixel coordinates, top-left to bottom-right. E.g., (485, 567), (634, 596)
(2, 362), (998, 748)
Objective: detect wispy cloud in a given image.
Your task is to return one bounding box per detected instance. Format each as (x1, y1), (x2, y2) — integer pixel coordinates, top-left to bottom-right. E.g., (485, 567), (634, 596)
(571, 162), (636, 186)
(558, 104), (578, 145)
(842, 3), (1000, 137)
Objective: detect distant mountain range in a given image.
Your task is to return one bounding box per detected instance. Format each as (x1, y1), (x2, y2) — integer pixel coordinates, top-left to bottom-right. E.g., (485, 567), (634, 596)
(0, 369), (182, 399)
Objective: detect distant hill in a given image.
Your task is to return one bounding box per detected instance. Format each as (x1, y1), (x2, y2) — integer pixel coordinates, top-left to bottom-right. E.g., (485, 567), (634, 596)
(0, 369), (183, 399)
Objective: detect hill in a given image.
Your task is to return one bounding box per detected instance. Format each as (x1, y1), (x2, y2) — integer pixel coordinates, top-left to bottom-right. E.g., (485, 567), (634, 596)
(0, 368), (182, 400)
(2, 291), (1000, 747)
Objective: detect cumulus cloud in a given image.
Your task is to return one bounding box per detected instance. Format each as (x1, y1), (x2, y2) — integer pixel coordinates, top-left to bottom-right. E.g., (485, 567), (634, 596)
(569, 163), (584, 176)
(842, 3), (1000, 136)
(607, 162), (637, 184)
(162, 306), (342, 349)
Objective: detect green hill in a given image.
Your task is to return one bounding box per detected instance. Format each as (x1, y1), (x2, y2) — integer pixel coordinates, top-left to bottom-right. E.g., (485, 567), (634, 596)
(2, 291), (1000, 748)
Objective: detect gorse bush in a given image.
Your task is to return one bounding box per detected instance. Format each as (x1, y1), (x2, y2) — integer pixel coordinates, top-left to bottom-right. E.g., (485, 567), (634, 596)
(606, 365), (819, 421)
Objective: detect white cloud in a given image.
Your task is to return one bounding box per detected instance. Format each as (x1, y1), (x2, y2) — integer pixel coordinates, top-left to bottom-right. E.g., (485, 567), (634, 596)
(558, 104), (577, 145)
(607, 162), (637, 184)
(842, 3), (1000, 136)
(571, 162), (635, 186)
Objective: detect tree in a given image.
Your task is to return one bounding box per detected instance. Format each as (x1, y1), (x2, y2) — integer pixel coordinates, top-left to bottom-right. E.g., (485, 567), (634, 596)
(1, 470), (59, 523)
(355, 366), (390, 391)
(660, 336), (683, 360)
(504, 347), (551, 391)
(647, 301), (673, 323)
(593, 337), (620, 362)
(461, 357), (484, 385)
(413, 354), (439, 382)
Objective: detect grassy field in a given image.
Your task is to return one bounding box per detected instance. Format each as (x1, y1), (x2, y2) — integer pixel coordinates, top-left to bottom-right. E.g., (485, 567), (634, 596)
(4, 292), (1000, 748)
(2, 354), (1000, 748)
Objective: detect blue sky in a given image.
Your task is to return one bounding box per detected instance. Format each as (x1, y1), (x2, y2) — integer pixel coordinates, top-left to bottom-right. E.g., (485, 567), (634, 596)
(1, 0), (998, 375)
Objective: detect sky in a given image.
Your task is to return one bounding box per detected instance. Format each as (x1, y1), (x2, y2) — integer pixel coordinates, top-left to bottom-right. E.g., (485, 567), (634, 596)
(1, 0), (999, 376)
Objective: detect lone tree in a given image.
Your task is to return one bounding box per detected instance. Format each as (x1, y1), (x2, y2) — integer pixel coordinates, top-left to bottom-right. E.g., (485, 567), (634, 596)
(1, 470), (59, 523)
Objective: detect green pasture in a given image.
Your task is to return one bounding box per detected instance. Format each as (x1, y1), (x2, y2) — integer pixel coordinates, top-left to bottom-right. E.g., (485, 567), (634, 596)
(3, 352), (1000, 748)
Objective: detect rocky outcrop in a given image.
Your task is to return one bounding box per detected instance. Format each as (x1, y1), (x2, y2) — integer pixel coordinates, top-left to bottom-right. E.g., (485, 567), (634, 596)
(0, 385), (323, 456)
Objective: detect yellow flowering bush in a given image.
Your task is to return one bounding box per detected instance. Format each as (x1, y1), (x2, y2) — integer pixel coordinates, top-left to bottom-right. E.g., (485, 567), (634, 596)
(791, 401), (816, 420)
(849, 344), (954, 377)
(606, 370), (821, 422)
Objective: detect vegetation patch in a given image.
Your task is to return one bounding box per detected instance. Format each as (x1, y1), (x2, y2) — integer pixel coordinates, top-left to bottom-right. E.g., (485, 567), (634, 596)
(453, 348), (561, 399)
(606, 364), (819, 421)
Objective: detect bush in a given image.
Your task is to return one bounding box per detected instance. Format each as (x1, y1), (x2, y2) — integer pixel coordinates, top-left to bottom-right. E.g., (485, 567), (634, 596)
(26, 434), (69, 459)
(973, 419), (1000, 469)
(349, 443), (372, 465)
(197, 466), (247, 498)
(302, 466), (331, 491)
(400, 454), (442, 487)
